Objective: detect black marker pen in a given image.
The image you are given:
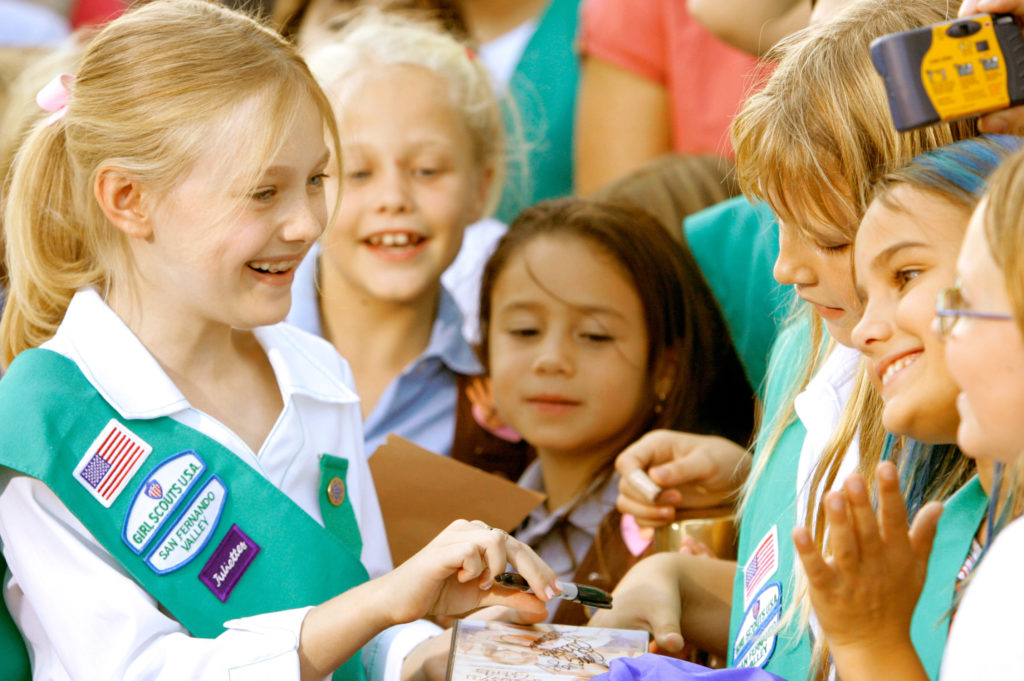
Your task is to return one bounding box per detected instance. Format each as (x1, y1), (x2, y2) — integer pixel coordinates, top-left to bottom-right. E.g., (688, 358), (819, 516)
(495, 572), (613, 609)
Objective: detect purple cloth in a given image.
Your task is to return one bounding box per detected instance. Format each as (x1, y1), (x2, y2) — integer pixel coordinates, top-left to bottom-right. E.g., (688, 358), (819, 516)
(597, 655), (788, 681)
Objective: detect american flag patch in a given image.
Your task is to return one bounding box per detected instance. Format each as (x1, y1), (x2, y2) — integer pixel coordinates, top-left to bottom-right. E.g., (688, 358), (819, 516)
(74, 419), (153, 508)
(743, 525), (778, 606)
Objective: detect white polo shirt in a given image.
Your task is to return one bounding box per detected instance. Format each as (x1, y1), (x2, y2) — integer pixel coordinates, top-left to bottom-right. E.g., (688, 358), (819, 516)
(0, 288), (392, 681)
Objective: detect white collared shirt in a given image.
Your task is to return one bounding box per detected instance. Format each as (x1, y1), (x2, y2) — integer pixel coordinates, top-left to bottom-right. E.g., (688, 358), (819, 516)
(793, 344), (862, 531)
(791, 342), (860, 670)
(0, 288), (392, 681)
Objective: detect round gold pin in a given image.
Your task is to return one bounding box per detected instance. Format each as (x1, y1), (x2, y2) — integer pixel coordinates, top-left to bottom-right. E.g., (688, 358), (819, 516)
(327, 477), (346, 506)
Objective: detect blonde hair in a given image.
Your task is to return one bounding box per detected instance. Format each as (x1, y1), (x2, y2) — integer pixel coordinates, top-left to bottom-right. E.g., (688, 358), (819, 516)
(0, 40), (87, 290)
(735, 0), (978, 511)
(734, 0), (974, 235)
(731, 0), (981, 676)
(302, 9), (505, 215)
(0, 0), (340, 367)
(984, 149), (1024, 339)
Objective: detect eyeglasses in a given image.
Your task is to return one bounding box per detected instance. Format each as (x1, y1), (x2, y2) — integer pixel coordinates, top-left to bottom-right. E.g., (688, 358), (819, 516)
(935, 283), (1014, 337)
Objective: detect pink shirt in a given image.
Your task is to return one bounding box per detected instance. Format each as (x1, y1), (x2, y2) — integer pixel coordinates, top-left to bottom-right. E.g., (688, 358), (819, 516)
(580, 0), (761, 157)
(70, 0), (125, 29)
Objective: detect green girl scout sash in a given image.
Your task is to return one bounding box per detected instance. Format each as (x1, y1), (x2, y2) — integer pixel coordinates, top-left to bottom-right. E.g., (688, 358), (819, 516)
(728, 419), (810, 677)
(495, 0), (581, 223)
(0, 348), (372, 681)
(728, 319), (812, 676)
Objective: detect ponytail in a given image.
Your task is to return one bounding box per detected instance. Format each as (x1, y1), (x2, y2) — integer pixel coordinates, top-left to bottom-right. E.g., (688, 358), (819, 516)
(1, 119), (113, 366)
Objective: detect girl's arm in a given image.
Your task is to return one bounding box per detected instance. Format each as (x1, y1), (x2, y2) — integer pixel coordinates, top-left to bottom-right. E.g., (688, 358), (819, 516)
(686, 0), (809, 56)
(299, 520), (556, 680)
(792, 462), (942, 681)
(0, 474), (554, 681)
(588, 552), (736, 657)
(574, 57), (671, 195)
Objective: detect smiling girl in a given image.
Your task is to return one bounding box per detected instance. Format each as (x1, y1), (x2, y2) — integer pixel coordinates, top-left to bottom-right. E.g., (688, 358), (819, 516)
(789, 135), (1023, 681)
(0, 3), (560, 679)
(478, 197), (755, 623)
(592, 1), (980, 676)
(291, 13), (526, 476)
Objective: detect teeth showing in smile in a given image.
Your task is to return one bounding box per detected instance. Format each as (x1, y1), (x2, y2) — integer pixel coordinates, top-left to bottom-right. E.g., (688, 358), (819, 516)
(882, 353), (918, 387)
(248, 259), (298, 274)
(366, 232), (425, 248)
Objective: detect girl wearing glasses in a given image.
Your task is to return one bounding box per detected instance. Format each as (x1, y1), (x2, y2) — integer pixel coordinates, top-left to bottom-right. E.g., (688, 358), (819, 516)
(938, 145), (1024, 679)
(792, 135), (1024, 681)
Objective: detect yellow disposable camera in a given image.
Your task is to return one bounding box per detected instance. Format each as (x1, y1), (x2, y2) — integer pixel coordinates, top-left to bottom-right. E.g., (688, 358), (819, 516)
(871, 13), (1024, 131)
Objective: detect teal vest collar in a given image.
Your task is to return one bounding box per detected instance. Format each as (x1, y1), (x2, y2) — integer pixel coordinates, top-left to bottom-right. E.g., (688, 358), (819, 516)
(911, 475), (987, 680)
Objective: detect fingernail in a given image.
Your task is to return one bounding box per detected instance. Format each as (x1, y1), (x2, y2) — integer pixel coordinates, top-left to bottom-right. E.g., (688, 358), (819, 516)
(544, 586), (557, 600)
(880, 464), (897, 481)
(481, 580), (493, 591)
(984, 117), (1009, 134)
(828, 495), (845, 511)
(847, 477), (865, 494)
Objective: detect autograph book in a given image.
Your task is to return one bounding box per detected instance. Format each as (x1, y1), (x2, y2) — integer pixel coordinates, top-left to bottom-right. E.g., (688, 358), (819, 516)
(445, 619), (650, 681)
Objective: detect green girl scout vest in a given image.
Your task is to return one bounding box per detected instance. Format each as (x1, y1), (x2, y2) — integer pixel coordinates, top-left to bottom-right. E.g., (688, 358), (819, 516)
(727, 328), (989, 679)
(728, 321), (812, 677)
(0, 349), (372, 681)
(728, 419), (810, 677)
(495, 0), (581, 223)
(911, 476), (987, 681)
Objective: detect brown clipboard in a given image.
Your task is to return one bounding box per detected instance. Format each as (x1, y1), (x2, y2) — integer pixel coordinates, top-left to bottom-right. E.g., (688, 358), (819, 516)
(369, 434), (545, 564)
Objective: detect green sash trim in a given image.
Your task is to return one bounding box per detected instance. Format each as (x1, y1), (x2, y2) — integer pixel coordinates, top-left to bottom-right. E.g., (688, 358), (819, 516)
(728, 420), (811, 677)
(728, 319), (813, 676)
(0, 349), (371, 681)
(911, 476), (987, 681)
(496, 0), (581, 223)
(683, 198), (791, 395)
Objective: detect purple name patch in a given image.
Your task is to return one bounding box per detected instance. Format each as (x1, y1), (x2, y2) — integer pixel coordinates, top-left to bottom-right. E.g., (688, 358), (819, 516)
(199, 524), (260, 602)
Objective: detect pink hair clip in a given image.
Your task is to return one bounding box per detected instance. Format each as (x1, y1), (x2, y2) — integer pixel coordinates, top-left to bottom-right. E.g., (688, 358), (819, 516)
(36, 73), (75, 126)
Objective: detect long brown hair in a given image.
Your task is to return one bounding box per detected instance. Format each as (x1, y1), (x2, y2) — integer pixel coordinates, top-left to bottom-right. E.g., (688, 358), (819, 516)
(480, 197), (756, 462)
(479, 197), (756, 573)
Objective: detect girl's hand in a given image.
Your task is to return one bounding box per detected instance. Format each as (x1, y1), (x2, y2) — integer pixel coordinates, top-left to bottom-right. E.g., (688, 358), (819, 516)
(588, 552), (735, 658)
(588, 552), (687, 653)
(615, 430), (751, 526)
(377, 519), (557, 625)
(959, 0), (1024, 133)
(792, 462), (942, 680)
(298, 521), (555, 679)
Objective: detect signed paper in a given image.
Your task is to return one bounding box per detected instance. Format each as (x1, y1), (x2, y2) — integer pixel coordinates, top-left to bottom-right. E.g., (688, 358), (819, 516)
(445, 620), (650, 681)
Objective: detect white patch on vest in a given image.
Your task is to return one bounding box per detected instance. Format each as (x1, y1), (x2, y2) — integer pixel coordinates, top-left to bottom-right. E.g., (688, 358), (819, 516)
(145, 477), (227, 574)
(73, 419), (153, 508)
(122, 451), (206, 554)
(734, 581), (782, 669)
